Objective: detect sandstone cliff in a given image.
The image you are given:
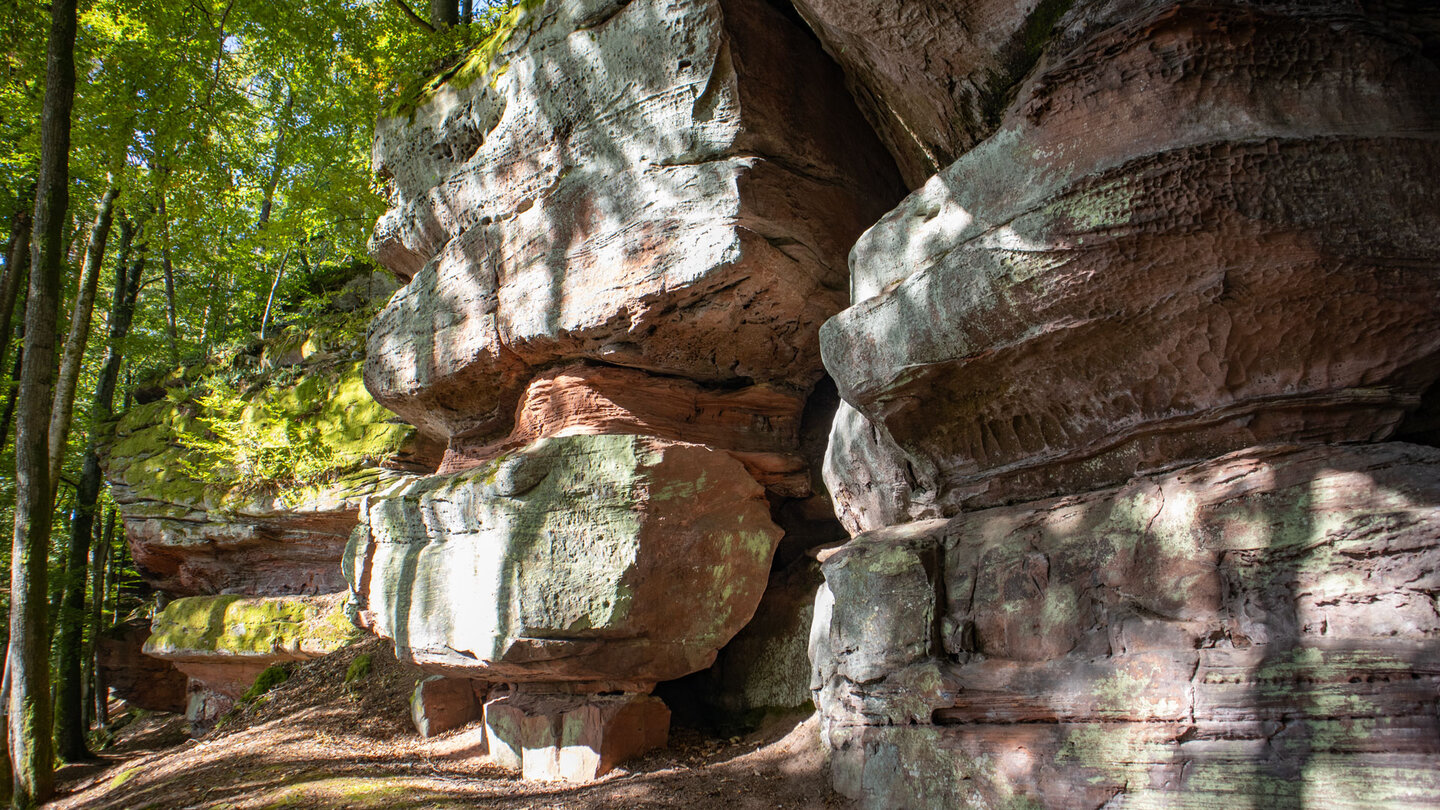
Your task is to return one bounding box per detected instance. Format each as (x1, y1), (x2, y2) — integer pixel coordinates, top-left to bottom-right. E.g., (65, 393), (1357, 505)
(805, 0), (1440, 806)
(100, 285), (428, 730)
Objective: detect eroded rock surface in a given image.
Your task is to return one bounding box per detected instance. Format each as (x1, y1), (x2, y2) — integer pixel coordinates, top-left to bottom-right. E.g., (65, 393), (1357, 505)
(346, 434), (781, 686)
(144, 592), (361, 728)
(95, 621), (188, 713)
(813, 443), (1440, 808)
(804, 1), (1440, 805)
(819, 1), (1440, 520)
(365, 0), (902, 447)
(103, 359), (422, 596)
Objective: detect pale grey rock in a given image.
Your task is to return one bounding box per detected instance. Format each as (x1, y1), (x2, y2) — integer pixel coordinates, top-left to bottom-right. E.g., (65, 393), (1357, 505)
(365, 0), (902, 442)
(345, 434), (782, 685)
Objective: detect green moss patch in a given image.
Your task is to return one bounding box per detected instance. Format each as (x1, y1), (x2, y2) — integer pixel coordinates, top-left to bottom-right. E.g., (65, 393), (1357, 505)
(145, 593), (361, 659)
(384, 0), (544, 119)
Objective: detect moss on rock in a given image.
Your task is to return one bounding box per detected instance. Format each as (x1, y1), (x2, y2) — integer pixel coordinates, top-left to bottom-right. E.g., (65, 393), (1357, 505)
(145, 593), (361, 662)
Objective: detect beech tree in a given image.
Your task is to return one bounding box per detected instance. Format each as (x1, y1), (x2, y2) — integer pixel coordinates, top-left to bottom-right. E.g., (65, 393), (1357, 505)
(8, 0), (78, 803)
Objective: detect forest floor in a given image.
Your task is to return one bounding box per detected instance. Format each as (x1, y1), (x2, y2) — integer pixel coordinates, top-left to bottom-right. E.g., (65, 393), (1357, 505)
(45, 639), (840, 809)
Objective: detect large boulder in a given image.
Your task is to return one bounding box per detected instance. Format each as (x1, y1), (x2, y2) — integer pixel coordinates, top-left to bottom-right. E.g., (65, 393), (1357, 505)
(819, 0), (1440, 524)
(345, 433), (782, 686)
(813, 442), (1440, 808)
(364, 0), (903, 447)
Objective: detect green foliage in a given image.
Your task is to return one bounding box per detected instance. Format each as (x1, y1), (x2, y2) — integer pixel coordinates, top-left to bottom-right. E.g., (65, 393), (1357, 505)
(175, 382), (338, 494)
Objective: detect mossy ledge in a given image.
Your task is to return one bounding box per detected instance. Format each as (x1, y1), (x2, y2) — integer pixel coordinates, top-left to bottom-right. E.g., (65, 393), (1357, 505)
(144, 593), (361, 662)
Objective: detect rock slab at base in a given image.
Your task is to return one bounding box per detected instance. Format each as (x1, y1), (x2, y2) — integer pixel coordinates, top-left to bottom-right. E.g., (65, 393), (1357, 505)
(411, 675), (482, 738)
(485, 692), (670, 782)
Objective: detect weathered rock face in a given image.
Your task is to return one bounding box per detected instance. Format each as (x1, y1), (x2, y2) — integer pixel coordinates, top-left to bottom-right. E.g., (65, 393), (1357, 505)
(347, 434), (782, 686)
(354, 0), (896, 777)
(95, 621), (188, 713)
(812, 443), (1440, 807)
(485, 690), (670, 781)
(365, 0), (902, 447)
(104, 359), (423, 596)
(788, 0), (1054, 188)
(818, 1), (1440, 525)
(144, 592), (361, 728)
(802, 0), (1440, 805)
(410, 676), (483, 738)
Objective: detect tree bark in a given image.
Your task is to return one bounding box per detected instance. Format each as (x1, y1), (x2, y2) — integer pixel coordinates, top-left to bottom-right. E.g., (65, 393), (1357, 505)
(461, 0), (473, 24)
(392, 0), (437, 32)
(47, 184), (119, 504)
(156, 192), (179, 363)
(88, 509), (115, 731)
(8, 0), (77, 804)
(430, 0), (459, 29)
(0, 193), (33, 372)
(52, 225), (143, 761)
(259, 248), (290, 340)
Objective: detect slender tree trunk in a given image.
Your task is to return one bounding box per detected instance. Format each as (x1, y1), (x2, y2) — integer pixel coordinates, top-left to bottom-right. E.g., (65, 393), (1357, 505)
(0, 192), (33, 370)
(8, 0), (77, 804)
(259, 248), (290, 340)
(461, 0), (473, 24)
(156, 193), (179, 363)
(430, 0), (458, 29)
(88, 509), (114, 731)
(0, 342), (20, 459)
(47, 184), (119, 504)
(51, 453), (98, 762)
(53, 205), (144, 761)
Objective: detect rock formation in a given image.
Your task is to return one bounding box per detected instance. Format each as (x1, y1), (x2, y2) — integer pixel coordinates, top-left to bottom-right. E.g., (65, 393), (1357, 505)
(100, 292), (428, 730)
(805, 0), (1440, 806)
(95, 621), (187, 714)
(348, 0), (901, 780)
(144, 593), (360, 729)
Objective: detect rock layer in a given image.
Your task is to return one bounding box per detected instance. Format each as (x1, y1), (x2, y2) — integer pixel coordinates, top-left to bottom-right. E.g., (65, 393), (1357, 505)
(144, 592), (361, 728)
(819, 2), (1440, 524)
(364, 0), (902, 447)
(346, 433), (782, 685)
(812, 443), (1440, 808)
(103, 360), (421, 595)
(804, 0), (1440, 806)
(95, 621), (188, 713)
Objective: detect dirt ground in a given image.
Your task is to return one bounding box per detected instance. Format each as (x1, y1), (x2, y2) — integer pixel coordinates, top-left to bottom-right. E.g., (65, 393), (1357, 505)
(47, 640), (843, 809)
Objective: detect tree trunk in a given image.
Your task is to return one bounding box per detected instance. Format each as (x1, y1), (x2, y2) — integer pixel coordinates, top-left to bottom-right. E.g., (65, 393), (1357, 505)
(461, 0), (473, 24)
(0, 325), (21, 459)
(51, 452), (98, 762)
(52, 209), (143, 761)
(88, 509), (114, 731)
(8, 0), (77, 805)
(47, 184), (119, 504)
(259, 248), (290, 340)
(156, 193), (179, 363)
(0, 192), (33, 371)
(430, 0), (458, 29)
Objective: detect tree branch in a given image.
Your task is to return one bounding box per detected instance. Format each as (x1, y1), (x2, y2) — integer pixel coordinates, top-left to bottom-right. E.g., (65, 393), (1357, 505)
(391, 0), (437, 32)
